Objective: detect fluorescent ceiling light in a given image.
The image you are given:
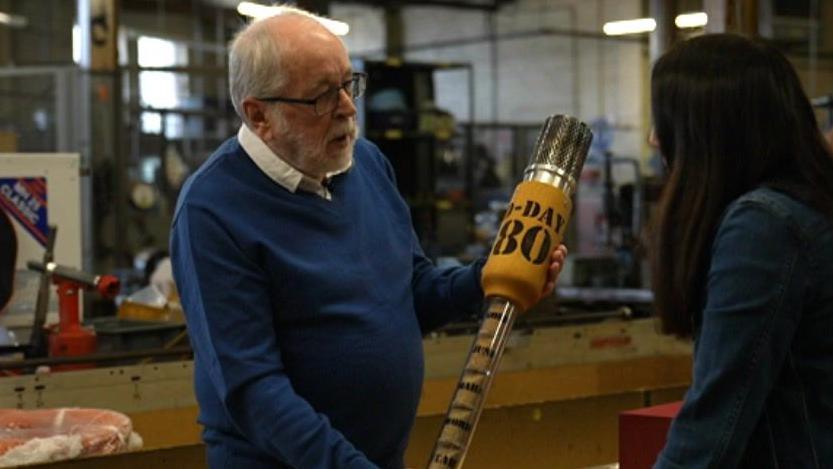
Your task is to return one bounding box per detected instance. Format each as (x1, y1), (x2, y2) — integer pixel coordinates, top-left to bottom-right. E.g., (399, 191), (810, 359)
(603, 18), (656, 36)
(675, 12), (708, 29)
(236, 2), (349, 36)
(236, 1), (279, 18)
(0, 11), (27, 28)
(72, 25), (80, 64)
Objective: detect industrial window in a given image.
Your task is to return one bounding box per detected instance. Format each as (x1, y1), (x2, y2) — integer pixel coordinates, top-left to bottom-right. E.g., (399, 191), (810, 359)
(137, 36), (188, 138)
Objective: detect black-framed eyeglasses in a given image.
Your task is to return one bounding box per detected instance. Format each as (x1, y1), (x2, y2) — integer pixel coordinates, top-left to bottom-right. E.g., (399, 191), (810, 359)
(256, 72), (367, 116)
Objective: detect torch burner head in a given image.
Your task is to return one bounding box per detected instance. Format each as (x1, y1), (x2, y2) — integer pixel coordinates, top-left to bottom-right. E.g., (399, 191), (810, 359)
(523, 115), (593, 196)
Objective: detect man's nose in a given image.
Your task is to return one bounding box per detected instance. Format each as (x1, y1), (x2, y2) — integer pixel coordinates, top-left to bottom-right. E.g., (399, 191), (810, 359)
(334, 88), (357, 118)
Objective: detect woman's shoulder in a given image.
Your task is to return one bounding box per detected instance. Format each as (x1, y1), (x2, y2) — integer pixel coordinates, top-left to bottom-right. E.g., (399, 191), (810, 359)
(723, 187), (832, 246)
(734, 186), (802, 212)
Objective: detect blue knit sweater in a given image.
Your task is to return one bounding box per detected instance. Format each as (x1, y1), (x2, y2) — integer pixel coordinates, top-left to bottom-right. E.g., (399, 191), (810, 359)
(171, 137), (484, 468)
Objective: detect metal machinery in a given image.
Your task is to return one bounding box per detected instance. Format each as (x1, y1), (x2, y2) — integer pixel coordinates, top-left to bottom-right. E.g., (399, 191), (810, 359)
(0, 154), (84, 333)
(27, 260), (120, 367)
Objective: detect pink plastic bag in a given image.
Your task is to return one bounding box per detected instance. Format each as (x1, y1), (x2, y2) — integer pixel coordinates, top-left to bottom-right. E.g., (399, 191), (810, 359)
(0, 408), (142, 466)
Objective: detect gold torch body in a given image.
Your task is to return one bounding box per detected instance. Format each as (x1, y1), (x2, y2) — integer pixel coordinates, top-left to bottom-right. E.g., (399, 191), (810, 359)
(427, 115), (592, 469)
(481, 180), (573, 311)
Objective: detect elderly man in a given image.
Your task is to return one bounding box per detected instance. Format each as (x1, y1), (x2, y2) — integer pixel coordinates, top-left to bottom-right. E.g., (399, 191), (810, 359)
(171, 6), (565, 469)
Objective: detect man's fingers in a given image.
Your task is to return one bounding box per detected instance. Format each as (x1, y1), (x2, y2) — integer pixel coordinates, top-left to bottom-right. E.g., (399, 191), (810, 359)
(542, 244), (568, 297)
(552, 244), (568, 261)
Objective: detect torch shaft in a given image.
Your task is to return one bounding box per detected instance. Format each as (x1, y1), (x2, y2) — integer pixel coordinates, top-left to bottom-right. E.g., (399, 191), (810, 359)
(427, 297), (518, 469)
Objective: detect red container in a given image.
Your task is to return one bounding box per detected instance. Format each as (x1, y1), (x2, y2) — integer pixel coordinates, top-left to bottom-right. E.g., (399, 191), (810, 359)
(619, 401), (682, 469)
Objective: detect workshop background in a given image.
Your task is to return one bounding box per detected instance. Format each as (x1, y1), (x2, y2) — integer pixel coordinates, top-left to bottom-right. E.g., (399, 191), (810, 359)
(0, 0), (831, 467)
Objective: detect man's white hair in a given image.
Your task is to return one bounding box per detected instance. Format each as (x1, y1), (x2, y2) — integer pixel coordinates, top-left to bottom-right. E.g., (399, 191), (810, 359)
(228, 5), (329, 121)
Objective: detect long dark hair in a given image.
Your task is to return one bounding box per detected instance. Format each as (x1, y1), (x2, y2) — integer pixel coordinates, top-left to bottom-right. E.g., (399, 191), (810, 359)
(651, 33), (833, 337)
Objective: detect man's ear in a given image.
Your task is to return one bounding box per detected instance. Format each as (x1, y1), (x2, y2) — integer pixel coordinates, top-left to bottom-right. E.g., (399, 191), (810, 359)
(242, 98), (272, 137)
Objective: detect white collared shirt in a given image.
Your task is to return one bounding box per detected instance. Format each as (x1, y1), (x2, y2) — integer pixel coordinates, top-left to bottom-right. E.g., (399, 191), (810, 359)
(237, 124), (351, 201)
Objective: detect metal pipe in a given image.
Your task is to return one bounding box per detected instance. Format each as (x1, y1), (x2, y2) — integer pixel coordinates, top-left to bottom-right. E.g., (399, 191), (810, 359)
(27, 227), (57, 358)
(353, 26), (646, 58)
(0, 346), (192, 371)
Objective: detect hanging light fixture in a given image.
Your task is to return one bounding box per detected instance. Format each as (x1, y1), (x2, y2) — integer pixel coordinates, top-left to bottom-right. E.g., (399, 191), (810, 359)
(236, 2), (349, 36)
(603, 18), (657, 36)
(675, 12), (708, 29)
(0, 11), (27, 28)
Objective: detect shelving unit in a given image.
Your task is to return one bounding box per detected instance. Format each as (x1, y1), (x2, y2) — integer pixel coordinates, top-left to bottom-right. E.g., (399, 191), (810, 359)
(357, 59), (475, 257)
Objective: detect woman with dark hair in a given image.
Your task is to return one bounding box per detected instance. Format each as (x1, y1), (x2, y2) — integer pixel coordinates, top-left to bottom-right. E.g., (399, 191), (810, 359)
(650, 34), (833, 467)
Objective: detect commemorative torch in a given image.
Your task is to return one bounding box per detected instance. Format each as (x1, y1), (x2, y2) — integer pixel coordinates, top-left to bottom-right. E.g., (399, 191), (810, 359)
(427, 115), (593, 469)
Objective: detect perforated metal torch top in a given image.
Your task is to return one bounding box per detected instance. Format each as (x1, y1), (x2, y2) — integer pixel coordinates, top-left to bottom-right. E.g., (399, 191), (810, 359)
(523, 114), (593, 196)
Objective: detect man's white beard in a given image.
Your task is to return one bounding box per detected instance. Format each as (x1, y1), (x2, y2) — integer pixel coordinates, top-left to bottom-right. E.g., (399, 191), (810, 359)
(301, 122), (356, 175)
(273, 115), (357, 178)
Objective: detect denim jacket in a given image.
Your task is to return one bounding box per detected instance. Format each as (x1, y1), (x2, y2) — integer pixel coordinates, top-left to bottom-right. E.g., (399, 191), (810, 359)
(655, 187), (833, 468)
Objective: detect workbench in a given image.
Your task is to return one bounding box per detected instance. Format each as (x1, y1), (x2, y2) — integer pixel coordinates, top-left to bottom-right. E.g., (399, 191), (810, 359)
(0, 317), (691, 468)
